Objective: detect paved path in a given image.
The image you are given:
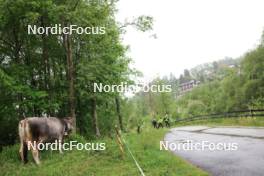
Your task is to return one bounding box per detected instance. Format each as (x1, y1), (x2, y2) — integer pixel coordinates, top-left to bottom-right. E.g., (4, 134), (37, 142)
(164, 126), (264, 176)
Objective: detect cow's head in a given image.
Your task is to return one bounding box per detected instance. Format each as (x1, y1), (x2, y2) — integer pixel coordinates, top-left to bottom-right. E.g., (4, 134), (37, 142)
(63, 117), (74, 136)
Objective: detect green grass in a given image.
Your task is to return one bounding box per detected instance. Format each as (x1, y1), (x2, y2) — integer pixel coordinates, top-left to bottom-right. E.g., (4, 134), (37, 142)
(174, 116), (264, 127)
(0, 129), (208, 176)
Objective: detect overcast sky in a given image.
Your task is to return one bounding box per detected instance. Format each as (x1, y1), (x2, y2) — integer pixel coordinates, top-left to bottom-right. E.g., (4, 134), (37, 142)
(116, 0), (264, 81)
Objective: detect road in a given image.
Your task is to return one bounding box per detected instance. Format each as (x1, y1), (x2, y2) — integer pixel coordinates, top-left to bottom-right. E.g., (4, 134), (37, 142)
(164, 126), (264, 176)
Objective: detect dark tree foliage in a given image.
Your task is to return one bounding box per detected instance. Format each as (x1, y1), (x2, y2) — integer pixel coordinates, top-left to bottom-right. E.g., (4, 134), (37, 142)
(0, 0), (153, 147)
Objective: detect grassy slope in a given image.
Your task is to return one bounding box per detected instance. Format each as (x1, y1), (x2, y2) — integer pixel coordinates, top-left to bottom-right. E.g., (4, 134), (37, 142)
(0, 129), (208, 176)
(174, 116), (264, 127)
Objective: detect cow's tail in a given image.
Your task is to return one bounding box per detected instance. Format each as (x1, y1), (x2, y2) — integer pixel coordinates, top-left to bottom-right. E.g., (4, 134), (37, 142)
(19, 119), (30, 163)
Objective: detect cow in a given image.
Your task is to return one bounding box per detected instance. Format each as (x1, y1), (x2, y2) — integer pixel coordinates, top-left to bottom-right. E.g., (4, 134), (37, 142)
(18, 117), (74, 165)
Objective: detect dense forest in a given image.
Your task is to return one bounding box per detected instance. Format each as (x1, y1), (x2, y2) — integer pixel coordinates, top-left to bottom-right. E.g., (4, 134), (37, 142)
(0, 0), (153, 148)
(125, 33), (264, 129)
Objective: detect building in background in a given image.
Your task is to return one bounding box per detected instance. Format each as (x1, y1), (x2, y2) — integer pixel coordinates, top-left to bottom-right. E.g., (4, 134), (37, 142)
(177, 80), (200, 97)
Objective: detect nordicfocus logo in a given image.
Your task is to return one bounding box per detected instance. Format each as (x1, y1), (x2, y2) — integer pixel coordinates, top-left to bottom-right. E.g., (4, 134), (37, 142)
(160, 141), (238, 151)
(27, 140), (106, 151)
(27, 24), (106, 35)
(93, 82), (172, 93)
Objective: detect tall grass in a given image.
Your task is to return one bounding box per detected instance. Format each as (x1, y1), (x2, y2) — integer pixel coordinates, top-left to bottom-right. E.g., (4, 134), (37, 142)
(0, 130), (208, 176)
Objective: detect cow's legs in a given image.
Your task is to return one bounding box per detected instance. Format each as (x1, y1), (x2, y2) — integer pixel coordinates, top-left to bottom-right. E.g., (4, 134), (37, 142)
(19, 141), (28, 163)
(58, 137), (64, 154)
(31, 144), (40, 165)
(19, 120), (28, 164)
(19, 141), (24, 162)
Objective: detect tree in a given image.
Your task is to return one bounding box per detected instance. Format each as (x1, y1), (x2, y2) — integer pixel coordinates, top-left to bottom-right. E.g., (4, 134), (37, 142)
(0, 0), (153, 145)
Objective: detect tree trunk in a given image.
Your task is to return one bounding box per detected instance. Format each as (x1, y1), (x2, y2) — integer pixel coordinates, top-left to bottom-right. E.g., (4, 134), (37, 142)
(63, 26), (76, 132)
(115, 97), (123, 131)
(41, 16), (52, 116)
(91, 97), (100, 137)
(41, 16), (49, 90)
